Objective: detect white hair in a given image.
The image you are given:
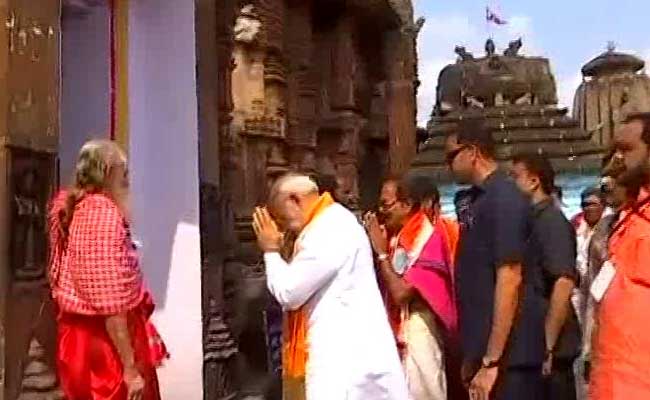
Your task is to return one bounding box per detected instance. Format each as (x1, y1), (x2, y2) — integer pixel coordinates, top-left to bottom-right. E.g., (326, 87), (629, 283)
(269, 173), (319, 203)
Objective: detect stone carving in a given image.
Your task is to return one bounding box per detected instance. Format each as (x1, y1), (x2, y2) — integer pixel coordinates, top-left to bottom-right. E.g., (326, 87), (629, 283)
(454, 46), (474, 62)
(16, 339), (62, 400)
(503, 38), (522, 57)
(415, 40), (604, 180)
(11, 166), (47, 281)
(204, 298), (238, 363)
(485, 38), (496, 57)
(234, 5), (261, 44)
(574, 45), (650, 148)
(211, 0), (418, 396)
(414, 17), (426, 34)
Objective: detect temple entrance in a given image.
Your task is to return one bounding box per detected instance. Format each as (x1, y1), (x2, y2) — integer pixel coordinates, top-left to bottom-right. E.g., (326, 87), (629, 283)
(2, 2), (113, 399)
(2, 1), (205, 399)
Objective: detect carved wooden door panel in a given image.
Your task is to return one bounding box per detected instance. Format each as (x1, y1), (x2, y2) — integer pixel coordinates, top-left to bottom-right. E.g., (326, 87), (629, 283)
(0, 1), (61, 400)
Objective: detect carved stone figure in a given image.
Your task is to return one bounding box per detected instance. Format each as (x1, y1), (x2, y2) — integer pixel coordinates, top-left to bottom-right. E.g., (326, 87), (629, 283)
(234, 4), (261, 44)
(454, 45), (474, 62)
(414, 41), (604, 179)
(11, 166), (47, 281)
(485, 38), (496, 57)
(414, 17), (425, 34)
(503, 38), (523, 57)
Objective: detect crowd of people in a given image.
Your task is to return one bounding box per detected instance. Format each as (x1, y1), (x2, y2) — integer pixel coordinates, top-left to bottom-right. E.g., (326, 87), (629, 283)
(253, 112), (650, 400)
(44, 111), (649, 400)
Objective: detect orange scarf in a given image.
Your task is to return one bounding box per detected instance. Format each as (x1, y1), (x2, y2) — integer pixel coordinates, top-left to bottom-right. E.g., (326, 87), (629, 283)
(283, 192), (335, 380)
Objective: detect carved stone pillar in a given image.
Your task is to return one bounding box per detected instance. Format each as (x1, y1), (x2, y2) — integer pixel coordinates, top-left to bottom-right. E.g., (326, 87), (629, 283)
(330, 14), (358, 111)
(1, 2), (61, 399)
(258, 0), (287, 128)
(383, 27), (417, 176)
(205, 1), (241, 398)
(285, 1), (317, 158)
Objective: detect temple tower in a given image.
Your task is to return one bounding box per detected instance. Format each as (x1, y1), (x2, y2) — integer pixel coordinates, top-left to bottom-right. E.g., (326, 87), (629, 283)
(573, 44), (650, 148)
(414, 38), (604, 180)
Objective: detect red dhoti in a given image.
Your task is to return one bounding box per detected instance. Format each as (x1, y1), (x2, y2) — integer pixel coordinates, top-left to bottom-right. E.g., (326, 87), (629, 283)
(57, 305), (162, 400)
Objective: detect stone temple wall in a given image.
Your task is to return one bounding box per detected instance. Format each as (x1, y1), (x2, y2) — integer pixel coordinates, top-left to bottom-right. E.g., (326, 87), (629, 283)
(206, 0), (418, 398)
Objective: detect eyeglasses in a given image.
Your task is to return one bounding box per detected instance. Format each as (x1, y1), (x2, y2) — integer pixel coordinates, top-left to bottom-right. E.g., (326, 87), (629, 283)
(581, 201), (602, 209)
(445, 146), (468, 165)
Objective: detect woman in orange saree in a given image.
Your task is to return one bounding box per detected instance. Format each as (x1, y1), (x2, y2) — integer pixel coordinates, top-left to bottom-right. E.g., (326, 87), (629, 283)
(48, 140), (168, 400)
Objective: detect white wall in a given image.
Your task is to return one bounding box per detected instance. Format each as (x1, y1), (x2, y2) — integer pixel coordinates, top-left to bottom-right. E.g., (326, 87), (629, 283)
(60, 5), (111, 185)
(127, 1), (203, 398)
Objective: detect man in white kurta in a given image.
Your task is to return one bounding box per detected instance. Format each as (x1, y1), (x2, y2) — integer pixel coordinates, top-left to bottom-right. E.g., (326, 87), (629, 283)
(254, 174), (408, 400)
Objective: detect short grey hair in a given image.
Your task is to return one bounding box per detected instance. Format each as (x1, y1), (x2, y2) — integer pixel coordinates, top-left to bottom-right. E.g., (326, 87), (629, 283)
(269, 173), (319, 203)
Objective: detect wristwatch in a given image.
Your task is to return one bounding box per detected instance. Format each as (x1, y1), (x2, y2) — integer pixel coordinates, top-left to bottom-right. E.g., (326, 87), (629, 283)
(377, 253), (390, 262)
(481, 356), (501, 369)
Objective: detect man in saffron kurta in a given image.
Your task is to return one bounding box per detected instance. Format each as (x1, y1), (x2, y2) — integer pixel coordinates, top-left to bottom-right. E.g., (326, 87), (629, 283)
(253, 174), (408, 400)
(366, 173), (461, 400)
(591, 112), (650, 399)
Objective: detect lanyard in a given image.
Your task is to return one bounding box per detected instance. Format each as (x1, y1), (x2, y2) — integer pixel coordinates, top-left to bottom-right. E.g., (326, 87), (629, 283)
(610, 196), (650, 238)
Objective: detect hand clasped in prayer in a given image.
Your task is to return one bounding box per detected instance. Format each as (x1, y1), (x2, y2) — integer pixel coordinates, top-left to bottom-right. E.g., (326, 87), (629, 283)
(252, 206), (284, 253)
(363, 211), (388, 255)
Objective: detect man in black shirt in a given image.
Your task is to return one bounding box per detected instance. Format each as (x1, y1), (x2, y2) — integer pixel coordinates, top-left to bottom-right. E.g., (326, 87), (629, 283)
(510, 153), (579, 400)
(445, 118), (532, 400)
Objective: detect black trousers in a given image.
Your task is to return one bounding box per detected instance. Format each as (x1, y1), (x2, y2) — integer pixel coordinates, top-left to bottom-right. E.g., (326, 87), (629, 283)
(544, 359), (577, 400)
(493, 367), (545, 400)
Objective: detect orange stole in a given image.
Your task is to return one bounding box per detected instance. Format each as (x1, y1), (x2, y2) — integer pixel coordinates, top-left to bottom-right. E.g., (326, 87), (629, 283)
(283, 193), (335, 381)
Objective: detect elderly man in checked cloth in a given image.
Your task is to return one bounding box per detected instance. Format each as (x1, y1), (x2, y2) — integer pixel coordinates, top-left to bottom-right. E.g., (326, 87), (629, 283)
(48, 140), (167, 400)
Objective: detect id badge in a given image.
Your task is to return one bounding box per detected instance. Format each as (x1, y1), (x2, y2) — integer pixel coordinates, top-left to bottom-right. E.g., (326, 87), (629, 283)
(393, 248), (409, 275)
(590, 260), (616, 302)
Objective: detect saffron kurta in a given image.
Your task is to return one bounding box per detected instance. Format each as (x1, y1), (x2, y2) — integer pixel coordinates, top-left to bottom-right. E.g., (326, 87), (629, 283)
(264, 203), (408, 400)
(591, 189), (650, 399)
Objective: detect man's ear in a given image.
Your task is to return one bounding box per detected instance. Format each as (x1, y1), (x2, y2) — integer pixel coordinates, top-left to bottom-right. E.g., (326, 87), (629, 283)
(530, 176), (540, 192)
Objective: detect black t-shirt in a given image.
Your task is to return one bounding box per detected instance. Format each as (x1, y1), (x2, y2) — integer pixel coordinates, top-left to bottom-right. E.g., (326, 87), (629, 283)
(524, 198), (580, 361)
(456, 171), (531, 366)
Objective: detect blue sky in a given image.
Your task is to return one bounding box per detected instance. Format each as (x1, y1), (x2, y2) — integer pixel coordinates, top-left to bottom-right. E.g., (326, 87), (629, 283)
(413, 0), (650, 126)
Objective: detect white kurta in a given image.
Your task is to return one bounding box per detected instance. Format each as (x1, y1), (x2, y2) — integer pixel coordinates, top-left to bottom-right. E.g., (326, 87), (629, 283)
(264, 203), (409, 400)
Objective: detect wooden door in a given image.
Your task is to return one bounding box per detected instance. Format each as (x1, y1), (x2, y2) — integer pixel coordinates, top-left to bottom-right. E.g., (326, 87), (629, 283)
(0, 1), (61, 399)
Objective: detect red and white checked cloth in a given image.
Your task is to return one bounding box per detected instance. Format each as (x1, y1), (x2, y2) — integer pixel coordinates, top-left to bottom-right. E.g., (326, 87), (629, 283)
(48, 191), (144, 315)
(49, 191), (169, 365)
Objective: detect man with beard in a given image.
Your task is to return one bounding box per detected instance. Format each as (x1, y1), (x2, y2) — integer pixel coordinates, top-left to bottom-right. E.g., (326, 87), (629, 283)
(575, 151), (626, 399)
(590, 112), (650, 399)
(444, 118), (533, 400)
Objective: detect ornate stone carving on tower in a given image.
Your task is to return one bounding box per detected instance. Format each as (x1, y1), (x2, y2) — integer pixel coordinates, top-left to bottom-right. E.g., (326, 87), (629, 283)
(573, 43), (650, 148)
(414, 39), (604, 180)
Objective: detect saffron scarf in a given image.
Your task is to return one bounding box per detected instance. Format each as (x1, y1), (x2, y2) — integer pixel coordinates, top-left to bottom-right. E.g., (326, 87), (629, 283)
(283, 192), (335, 381)
(386, 211), (459, 351)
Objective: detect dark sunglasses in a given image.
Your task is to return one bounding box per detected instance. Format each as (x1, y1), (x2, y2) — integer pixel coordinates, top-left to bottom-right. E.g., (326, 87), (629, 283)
(445, 146), (468, 165)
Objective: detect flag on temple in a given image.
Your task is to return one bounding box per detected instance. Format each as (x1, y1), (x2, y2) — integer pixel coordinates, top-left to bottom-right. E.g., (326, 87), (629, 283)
(486, 7), (507, 25)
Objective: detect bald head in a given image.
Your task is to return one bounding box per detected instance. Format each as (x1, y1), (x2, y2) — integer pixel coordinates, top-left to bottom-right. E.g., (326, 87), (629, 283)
(268, 173), (321, 232)
(269, 173), (319, 203)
